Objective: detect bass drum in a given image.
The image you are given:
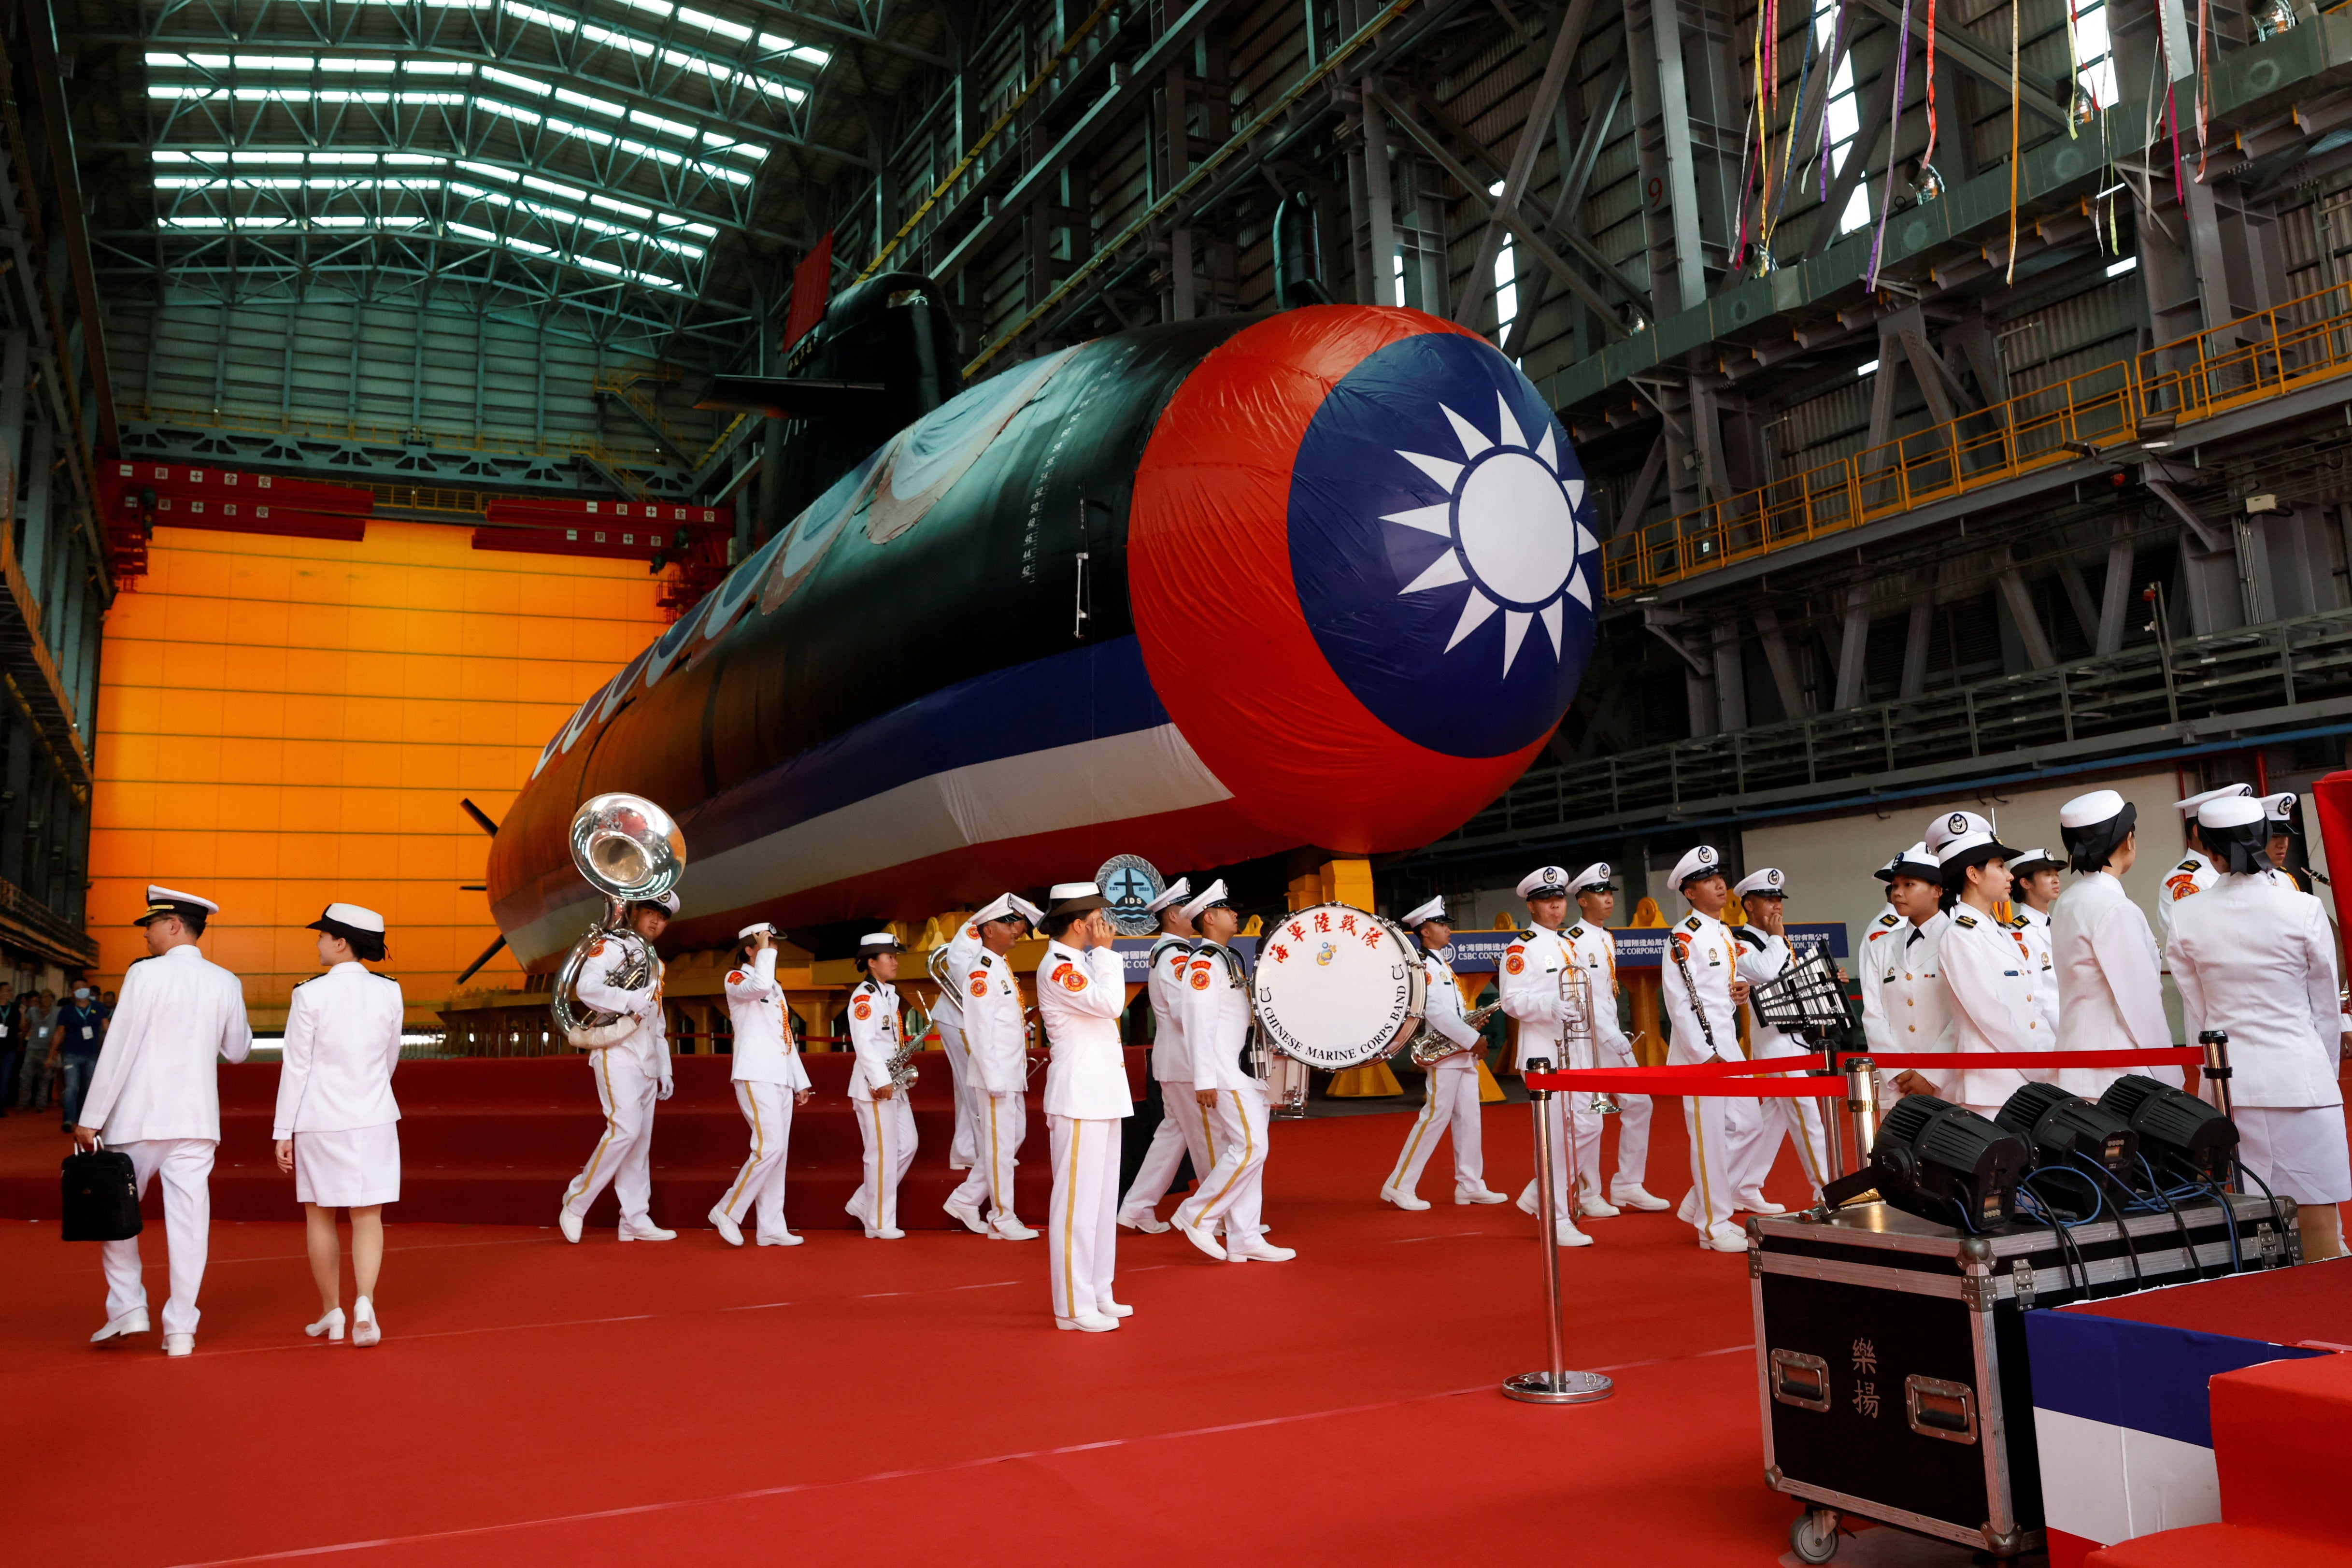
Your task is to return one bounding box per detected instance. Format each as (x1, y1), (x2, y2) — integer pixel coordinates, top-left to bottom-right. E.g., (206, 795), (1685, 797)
(1252, 902), (1428, 1077)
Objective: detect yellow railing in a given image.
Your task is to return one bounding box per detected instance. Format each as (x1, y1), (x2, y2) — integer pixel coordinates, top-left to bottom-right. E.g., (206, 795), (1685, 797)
(1605, 280), (2352, 597)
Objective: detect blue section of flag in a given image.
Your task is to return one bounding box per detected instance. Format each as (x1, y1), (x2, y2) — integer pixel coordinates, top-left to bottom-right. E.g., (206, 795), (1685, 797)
(2024, 1309), (2325, 1448)
(680, 637), (1172, 858)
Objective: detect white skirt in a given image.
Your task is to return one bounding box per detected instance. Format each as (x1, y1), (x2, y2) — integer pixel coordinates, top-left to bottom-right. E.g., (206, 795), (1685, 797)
(294, 1123), (402, 1208)
(2234, 1105), (2352, 1206)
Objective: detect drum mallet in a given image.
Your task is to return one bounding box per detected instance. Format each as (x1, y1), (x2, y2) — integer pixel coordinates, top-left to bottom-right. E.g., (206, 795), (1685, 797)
(1502, 1055), (1613, 1407)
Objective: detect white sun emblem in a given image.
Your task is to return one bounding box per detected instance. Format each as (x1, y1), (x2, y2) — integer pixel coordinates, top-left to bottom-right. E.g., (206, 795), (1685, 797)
(1383, 392), (1594, 674)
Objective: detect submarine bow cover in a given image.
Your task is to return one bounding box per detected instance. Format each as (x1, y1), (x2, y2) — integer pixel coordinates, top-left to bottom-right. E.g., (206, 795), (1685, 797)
(487, 305), (1601, 966)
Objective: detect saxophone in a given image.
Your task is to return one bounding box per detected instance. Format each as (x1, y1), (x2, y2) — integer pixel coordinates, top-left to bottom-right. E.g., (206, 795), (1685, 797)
(1407, 1000), (1502, 1066)
(883, 1012), (921, 1091)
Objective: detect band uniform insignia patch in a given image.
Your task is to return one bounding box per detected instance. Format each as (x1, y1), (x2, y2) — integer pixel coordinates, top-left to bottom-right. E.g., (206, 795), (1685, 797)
(969, 974), (989, 998)
(2167, 873), (2199, 900)
(588, 938), (608, 959)
(1188, 962), (1211, 990)
(1504, 953), (1525, 974)
(727, 969), (745, 985)
(1054, 962), (1087, 992)
(852, 998), (873, 1021)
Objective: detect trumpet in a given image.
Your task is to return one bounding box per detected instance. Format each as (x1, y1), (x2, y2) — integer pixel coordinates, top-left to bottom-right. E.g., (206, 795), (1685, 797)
(551, 793), (685, 1050)
(1406, 1001), (1502, 1066)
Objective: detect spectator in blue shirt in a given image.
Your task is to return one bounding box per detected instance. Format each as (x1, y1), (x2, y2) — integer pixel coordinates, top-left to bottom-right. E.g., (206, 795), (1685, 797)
(48, 987), (103, 1132)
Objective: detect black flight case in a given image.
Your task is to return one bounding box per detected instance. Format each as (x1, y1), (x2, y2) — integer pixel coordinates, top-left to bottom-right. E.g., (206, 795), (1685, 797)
(1749, 1192), (2299, 1563)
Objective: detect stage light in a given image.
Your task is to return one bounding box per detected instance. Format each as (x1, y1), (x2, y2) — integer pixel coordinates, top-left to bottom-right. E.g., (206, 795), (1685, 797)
(2097, 1075), (2238, 1183)
(1996, 1083), (2139, 1172)
(1870, 1095), (2031, 1229)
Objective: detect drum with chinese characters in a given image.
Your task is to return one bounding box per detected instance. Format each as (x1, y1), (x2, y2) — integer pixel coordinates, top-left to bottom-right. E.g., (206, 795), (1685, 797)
(1252, 904), (1428, 1086)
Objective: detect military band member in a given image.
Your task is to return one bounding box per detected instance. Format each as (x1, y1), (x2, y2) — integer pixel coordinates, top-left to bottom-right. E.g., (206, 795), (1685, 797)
(2260, 792), (2322, 894)
(1659, 848), (1754, 1253)
(1117, 878), (1197, 1233)
(2048, 791), (2177, 1098)
(272, 903), (403, 1346)
(1926, 812), (2054, 1116)
(2158, 784), (2254, 950)
(2006, 847), (2061, 964)
(927, 909), (985, 1175)
(1036, 883), (1136, 1330)
(74, 886), (253, 1356)
(709, 923), (812, 1248)
(1726, 870), (1830, 1208)
(1381, 897), (1503, 1209)
(1861, 843), (1951, 1106)
(844, 932), (916, 1239)
(1563, 865), (1665, 1211)
(559, 891), (679, 1244)
(2167, 794), (2349, 1260)
(1499, 865), (1596, 1248)
(945, 893), (1044, 1240)
(1173, 882), (1296, 1263)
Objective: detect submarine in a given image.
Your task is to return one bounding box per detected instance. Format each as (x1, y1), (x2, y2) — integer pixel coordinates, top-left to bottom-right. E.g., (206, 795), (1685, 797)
(485, 274), (1603, 967)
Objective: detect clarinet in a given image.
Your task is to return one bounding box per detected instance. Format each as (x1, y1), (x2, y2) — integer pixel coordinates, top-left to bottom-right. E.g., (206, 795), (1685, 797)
(1669, 931), (1723, 1062)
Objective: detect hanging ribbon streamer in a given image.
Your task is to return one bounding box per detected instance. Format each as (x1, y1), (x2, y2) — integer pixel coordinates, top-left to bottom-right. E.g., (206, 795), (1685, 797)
(1867, 0), (1913, 290)
(2063, 0), (2082, 142)
(2195, 0), (2212, 179)
(1818, 0), (1849, 201)
(1766, 4), (1819, 250)
(2005, 0), (2021, 283)
(1921, 0), (1939, 173)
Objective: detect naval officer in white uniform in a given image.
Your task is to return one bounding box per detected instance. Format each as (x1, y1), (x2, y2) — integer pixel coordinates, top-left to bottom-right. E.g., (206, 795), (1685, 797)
(1172, 881), (1296, 1263)
(709, 923), (812, 1248)
(927, 909), (984, 1176)
(2158, 784), (2254, 951)
(271, 903), (403, 1347)
(844, 931), (917, 1239)
(558, 891), (679, 1243)
(74, 886), (254, 1356)
(1926, 811), (2056, 1116)
(1726, 869), (1831, 1207)
(1035, 883), (1136, 1330)
(1381, 897), (1502, 1209)
(1500, 865), (1597, 1247)
(1861, 843), (1952, 1106)
(2048, 790), (2180, 1098)
(1117, 879), (1198, 1233)
(1561, 865), (1665, 1211)
(1659, 847), (1755, 1254)
(2167, 794), (2350, 1261)
(945, 892), (1044, 1240)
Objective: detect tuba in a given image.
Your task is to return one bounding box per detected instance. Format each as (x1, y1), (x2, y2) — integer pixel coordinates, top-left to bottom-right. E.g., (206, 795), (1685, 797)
(551, 792), (687, 1049)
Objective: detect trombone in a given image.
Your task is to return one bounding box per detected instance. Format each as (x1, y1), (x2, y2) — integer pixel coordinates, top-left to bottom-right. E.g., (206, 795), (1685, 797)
(1558, 963), (1619, 1117)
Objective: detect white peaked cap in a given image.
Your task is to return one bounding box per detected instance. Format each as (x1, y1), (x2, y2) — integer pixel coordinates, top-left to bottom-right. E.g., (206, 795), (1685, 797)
(650, 891), (681, 915)
(1515, 864), (1571, 898)
(1401, 895), (1448, 927)
(1879, 842), (1942, 882)
(1669, 844), (1723, 887)
(1925, 809), (1995, 855)
(971, 892), (1044, 926)
(856, 930), (900, 947)
(145, 884), (220, 914)
(1180, 878), (1232, 921)
(2198, 795), (2266, 831)
(1009, 893), (1044, 923)
(2177, 784), (2252, 814)
(1732, 868), (1786, 898)
(1571, 862), (1615, 891)
(1048, 882), (1100, 901)
(2060, 789), (2128, 828)
(2006, 848), (2059, 874)
(1142, 877), (1191, 914)
(2261, 791), (2298, 825)
(317, 901), (384, 933)
(737, 922), (775, 940)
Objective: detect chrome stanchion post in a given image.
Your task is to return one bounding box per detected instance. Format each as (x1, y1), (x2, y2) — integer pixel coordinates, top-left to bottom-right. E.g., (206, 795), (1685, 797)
(1503, 1056), (1613, 1406)
(2199, 1030), (2236, 1191)
(1844, 1055), (1878, 1170)
(1814, 1036), (1847, 1177)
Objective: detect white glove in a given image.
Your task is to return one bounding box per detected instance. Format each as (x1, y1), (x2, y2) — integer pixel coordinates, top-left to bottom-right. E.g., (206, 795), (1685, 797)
(656, 1069), (674, 1102)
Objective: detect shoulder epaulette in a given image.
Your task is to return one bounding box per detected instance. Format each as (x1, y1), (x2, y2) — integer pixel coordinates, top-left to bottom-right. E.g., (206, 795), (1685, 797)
(1682, 915), (1703, 931)
(293, 972), (326, 989)
(1730, 925), (1765, 949)
(977, 954), (994, 969)
(1877, 912), (1900, 927)
(1515, 928), (1535, 941)
(375, 972), (399, 984)
(2175, 860), (2200, 874)
(1954, 914), (1978, 929)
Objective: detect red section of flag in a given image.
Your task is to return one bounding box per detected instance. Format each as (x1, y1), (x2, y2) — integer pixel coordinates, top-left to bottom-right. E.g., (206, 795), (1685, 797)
(782, 230), (833, 349)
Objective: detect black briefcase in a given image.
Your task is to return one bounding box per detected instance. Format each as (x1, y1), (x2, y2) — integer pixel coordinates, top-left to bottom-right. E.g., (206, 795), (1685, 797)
(60, 1148), (142, 1241)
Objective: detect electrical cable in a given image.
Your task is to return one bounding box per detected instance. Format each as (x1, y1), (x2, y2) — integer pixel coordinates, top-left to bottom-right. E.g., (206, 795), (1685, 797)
(2075, 1156), (2147, 1292)
(2018, 1174), (2093, 1297)
(2232, 1156), (2294, 1259)
(2137, 1153), (2204, 1279)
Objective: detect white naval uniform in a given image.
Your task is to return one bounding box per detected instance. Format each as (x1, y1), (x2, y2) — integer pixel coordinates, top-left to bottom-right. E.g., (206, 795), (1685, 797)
(947, 946), (1029, 1227)
(1861, 911), (1951, 1105)
(844, 976), (916, 1234)
(1385, 944), (1486, 1199)
(2168, 870), (2351, 1205)
(1659, 910), (1753, 1241)
(2050, 873), (2181, 1098)
(561, 936), (671, 1229)
(76, 944), (254, 1338)
(1037, 940), (1132, 1320)
(272, 961), (404, 1208)
(1172, 939), (1274, 1249)
(928, 918), (984, 1171)
(1563, 922), (1654, 1199)
(1119, 933), (1206, 1223)
(1938, 909), (2057, 1115)
(1499, 923), (1599, 1219)
(2155, 847), (2219, 956)
(1729, 930), (1831, 1201)
(715, 949), (811, 1242)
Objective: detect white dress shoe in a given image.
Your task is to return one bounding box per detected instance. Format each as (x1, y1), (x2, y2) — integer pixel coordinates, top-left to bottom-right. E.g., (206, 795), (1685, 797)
(91, 1308), (150, 1344)
(1173, 1215), (1226, 1260)
(352, 1297), (381, 1348)
(1554, 1221), (1596, 1248)
(1612, 1185), (1672, 1212)
(990, 1218), (1040, 1240)
(1096, 1300), (1135, 1318)
(163, 1334), (195, 1357)
(1739, 1195), (1788, 1216)
(1055, 1312), (1119, 1332)
(943, 1197), (991, 1236)
(618, 1221), (678, 1241)
(1515, 1183), (1539, 1216)
(304, 1307), (346, 1342)
(1578, 1193), (1623, 1218)
(1380, 1185), (1431, 1211)
(1455, 1187), (1507, 1205)
(864, 1226), (907, 1240)
(755, 1231), (804, 1246)
(1116, 1208), (1171, 1234)
(558, 1207), (584, 1244)
(1676, 1191), (1698, 1226)
(1701, 1226), (1751, 1253)
(1228, 1239), (1297, 1262)
(707, 1206), (744, 1247)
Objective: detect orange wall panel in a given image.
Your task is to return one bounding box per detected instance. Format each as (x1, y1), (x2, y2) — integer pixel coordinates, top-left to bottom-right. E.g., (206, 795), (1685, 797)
(89, 519), (664, 1029)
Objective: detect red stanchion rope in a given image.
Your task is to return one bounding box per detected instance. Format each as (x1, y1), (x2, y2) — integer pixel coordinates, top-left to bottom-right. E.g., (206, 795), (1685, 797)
(1523, 1046), (2203, 1098)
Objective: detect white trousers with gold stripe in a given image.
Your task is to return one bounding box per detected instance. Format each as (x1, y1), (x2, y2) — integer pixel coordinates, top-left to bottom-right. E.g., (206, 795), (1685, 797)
(934, 1015), (979, 1171)
(948, 1090), (1027, 1223)
(715, 1081), (796, 1241)
(1387, 1057), (1484, 1196)
(1682, 1091), (1745, 1240)
(1048, 1114), (1120, 1320)
(1730, 1083), (1831, 1201)
(846, 1095), (917, 1235)
(563, 1050), (657, 1226)
(1174, 1086), (1270, 1240)
(1119, 1079), (1209, 1220)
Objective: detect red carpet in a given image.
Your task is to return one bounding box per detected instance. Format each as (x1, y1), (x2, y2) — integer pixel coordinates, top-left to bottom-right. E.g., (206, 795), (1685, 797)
(0, 1093), (1852, 1567)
